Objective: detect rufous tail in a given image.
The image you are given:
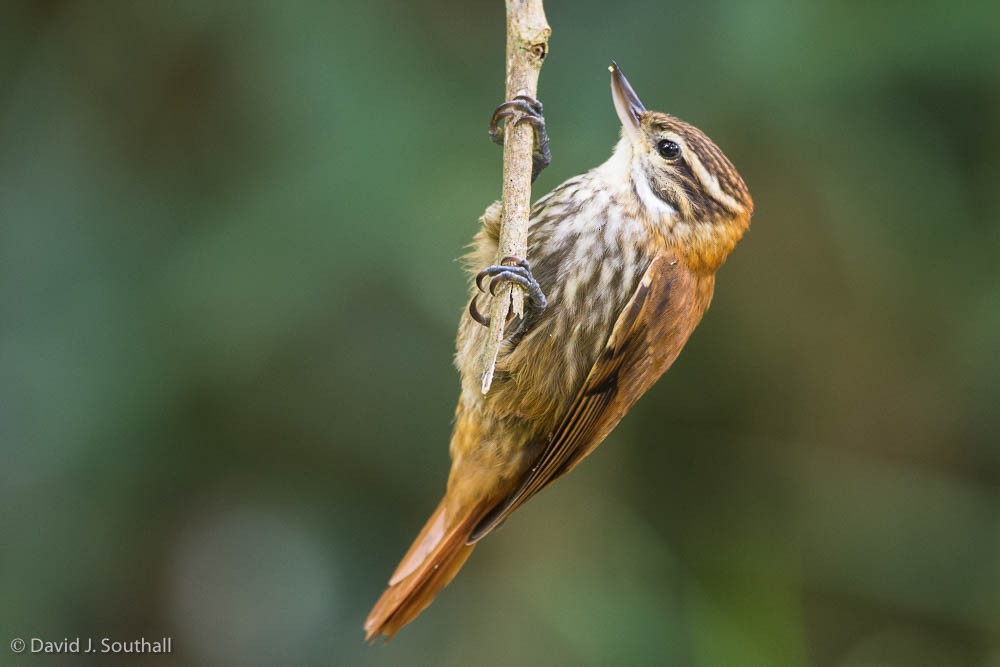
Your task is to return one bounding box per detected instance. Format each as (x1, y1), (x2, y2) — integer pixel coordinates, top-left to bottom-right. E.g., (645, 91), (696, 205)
(364, 496), (487, 641)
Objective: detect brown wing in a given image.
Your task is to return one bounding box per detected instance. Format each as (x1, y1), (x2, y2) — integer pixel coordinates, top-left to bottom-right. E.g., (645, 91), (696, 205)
(468, 254), (713, 543)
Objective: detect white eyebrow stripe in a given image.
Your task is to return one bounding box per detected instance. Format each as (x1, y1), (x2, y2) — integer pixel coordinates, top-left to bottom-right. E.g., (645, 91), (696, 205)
(685, 147), (742, 213)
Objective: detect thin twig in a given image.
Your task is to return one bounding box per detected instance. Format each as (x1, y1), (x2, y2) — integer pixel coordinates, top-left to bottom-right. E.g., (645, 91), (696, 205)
(480, 0), (551, 393)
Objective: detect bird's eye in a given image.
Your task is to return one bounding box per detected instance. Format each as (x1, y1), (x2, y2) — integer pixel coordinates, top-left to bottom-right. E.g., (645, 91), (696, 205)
(656, 139), (681, 160)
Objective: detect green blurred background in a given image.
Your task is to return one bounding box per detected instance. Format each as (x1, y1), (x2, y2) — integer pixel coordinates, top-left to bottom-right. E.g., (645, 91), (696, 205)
(2, 1), (998, 665)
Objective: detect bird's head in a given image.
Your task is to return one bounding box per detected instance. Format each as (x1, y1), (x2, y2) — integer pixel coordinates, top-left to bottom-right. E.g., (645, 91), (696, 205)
(608, 62), (753, 242)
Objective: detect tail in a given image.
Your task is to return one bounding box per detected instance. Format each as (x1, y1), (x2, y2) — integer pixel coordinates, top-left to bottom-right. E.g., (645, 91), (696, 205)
(364, 496), (488, 641)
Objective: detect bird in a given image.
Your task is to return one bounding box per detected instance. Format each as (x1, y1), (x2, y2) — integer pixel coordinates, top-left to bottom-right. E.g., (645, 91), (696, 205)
(365, 62), (753, 641)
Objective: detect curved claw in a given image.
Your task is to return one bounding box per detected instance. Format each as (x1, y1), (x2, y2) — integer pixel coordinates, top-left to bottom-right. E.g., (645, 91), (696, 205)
(490, 272), (508, 296)
(469, 294), (490, 327)
(475, 267), (491, 293)
(489, 274), (505, 296)
(489, 97), (546, 144)
(488, 104), (521, 144)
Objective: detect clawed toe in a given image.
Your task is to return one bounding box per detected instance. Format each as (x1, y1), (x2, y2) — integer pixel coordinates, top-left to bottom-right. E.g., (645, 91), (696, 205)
(489, 271), (529, 296)
(488, 97), (551, 181)
(489, 97), (544, 145)
(476, 256), (531, 293)
(469, 293), (490, 327)
(469, 256), (546, 328)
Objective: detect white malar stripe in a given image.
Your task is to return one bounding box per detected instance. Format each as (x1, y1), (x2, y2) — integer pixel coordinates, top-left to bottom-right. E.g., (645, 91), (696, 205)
(631, 165), (678, 219)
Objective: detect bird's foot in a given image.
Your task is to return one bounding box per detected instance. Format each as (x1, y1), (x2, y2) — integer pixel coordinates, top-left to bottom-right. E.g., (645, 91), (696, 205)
(468, 256), (547, 328)
(489, 96), (551, 182)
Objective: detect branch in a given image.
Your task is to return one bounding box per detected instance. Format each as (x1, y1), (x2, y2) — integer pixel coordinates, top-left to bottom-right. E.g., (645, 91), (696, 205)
(480, 0), (551, 393)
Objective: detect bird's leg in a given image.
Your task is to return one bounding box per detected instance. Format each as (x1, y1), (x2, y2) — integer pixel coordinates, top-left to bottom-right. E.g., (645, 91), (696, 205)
(489, 96), (551, 182)
(468, 256), (547, 328)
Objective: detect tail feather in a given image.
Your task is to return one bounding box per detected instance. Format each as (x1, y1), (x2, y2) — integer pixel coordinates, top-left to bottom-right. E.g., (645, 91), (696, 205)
(364, 497), (487, 641)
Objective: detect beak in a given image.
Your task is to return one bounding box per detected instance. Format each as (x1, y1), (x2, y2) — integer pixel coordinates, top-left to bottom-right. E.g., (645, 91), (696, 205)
(609, 61), (646, 146)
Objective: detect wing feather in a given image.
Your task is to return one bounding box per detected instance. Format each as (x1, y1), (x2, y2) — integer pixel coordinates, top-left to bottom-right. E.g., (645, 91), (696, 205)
(469, 255), (709, 543)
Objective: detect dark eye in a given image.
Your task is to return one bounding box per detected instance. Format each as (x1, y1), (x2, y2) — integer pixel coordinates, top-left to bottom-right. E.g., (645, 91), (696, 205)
(656, 139), (681, 160)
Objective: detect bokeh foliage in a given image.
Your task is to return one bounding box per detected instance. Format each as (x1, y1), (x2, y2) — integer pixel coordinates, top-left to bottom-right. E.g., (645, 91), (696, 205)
(2, 1), (999, 665)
